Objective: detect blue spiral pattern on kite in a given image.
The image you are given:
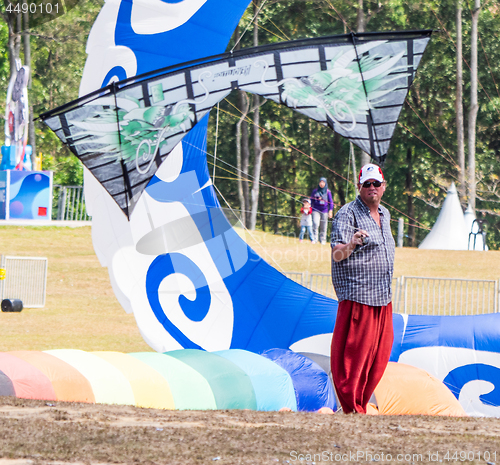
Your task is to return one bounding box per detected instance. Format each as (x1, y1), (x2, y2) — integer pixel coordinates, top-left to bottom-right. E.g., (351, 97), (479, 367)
(444, 364), (500, 407)
(143, 115), (338, 351)
(146, 253), (211, 349)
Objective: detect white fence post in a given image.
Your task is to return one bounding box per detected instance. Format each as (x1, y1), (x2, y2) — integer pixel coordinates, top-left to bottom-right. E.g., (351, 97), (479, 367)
(397, 218), (404, 247)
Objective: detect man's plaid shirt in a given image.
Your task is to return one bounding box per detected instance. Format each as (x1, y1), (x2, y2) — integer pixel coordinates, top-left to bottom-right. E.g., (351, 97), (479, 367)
(330, 196), (395, 306)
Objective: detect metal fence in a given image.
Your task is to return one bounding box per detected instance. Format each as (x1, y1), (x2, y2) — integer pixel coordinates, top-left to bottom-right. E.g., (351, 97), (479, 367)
(283, 271), (306, 286)
(284, 271), (337, 299)
(0, 256), (48, 308)
(283, 271), (499, 315)
(392, 276), (498, 316)
(53, 186), (91, 221)
(308, 273), (336, 299)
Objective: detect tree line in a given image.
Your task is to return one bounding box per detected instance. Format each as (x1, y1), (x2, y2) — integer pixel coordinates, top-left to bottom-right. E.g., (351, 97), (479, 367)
(1, 0), (500, 248)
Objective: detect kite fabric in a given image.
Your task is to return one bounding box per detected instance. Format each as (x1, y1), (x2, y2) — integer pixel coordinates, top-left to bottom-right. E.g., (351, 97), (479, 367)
(40, 30), (431, 218)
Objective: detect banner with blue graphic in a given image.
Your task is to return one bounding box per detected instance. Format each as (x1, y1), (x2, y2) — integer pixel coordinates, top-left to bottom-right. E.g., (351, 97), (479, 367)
(0, 170), (52, 220)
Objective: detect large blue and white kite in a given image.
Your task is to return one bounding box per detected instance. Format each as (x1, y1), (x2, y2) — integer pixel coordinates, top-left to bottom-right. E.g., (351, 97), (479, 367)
(40, 0), (431, 353)
(39, 0), (500, 417)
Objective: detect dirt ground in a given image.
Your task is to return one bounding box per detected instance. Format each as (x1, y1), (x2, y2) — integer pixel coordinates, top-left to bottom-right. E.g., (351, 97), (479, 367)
(0, 397), (499, 465)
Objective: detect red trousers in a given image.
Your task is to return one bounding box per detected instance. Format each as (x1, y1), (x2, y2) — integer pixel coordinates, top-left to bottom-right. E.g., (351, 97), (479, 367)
(331, 300), (393, 414)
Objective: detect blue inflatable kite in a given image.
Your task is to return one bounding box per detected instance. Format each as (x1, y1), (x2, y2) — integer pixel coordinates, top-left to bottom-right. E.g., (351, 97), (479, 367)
(37, 0), (500, 417)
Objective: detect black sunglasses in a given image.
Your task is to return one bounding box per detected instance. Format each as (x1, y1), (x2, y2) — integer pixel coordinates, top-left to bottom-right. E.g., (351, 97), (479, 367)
(362, 181), (382, 188)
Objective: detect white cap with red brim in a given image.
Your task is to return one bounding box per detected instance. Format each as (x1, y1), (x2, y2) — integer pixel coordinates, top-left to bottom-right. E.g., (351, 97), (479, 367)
(359, 163), (384, 184)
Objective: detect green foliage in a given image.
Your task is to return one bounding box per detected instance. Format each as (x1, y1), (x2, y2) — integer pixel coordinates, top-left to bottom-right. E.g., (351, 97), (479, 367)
(208, 0), (500, 249)
(1, 0), (499, 250)
(0, 0), (103, 185)
(0, 21), (10, 102)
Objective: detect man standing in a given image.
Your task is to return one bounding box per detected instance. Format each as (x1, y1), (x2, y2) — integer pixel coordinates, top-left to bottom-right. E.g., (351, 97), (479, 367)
(330, 163), (395, 414)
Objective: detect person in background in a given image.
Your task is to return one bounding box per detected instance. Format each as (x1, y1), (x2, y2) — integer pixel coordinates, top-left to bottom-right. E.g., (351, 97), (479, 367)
(310, 177), (334, 244)
(299, 198), (314, 243)
(329, 163), (395, 414)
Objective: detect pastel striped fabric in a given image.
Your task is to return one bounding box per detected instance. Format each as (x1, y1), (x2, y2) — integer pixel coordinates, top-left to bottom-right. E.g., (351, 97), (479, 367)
(0, 349), (301, 411)
(0, 349), (468, 415)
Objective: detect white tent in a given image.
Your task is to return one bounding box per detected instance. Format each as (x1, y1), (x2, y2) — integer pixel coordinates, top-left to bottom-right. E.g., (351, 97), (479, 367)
(419, 183), (469, 250)
(464, 205), (488, 251)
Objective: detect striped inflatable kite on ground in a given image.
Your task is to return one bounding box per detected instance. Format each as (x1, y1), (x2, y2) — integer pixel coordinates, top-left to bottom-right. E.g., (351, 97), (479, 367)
(0, 349), (467, 416)
(372, 362), (466, 416)
(261, 349), (336, 412)
(0, 349), (301, 411)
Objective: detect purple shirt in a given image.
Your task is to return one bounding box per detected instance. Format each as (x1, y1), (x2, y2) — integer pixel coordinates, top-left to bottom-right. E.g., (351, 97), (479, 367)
(310, 188), (334, 214)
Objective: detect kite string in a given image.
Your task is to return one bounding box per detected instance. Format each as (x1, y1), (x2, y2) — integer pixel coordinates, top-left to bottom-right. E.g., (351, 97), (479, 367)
(256, 3), (290, 41)
(216, 102), (432, 231)
(220, 101), (350, 184)
(323, 0), (353, 33)
(206, 155), (310, 200)
(197, 126), (433, 233)
(211, 181), (287, 273)
(398, 122), (458, 175)
(402, 103), (458, 168)
(231, 0), (269, 52)
(405, 99), (457, 166)
(184, 134), (433, 233)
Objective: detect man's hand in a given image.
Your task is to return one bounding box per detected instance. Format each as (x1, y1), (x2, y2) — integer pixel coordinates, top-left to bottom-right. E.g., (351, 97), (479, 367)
(350, 229), (368, 247)
(332, 229), (369, 262)
(328, 210), (333, 219)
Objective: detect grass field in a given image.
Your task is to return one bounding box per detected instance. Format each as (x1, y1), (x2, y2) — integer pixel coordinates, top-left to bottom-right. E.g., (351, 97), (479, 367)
(0, 226), (150, 353)
(1, 225), (500, 464)
(0, 225), (498, 353)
